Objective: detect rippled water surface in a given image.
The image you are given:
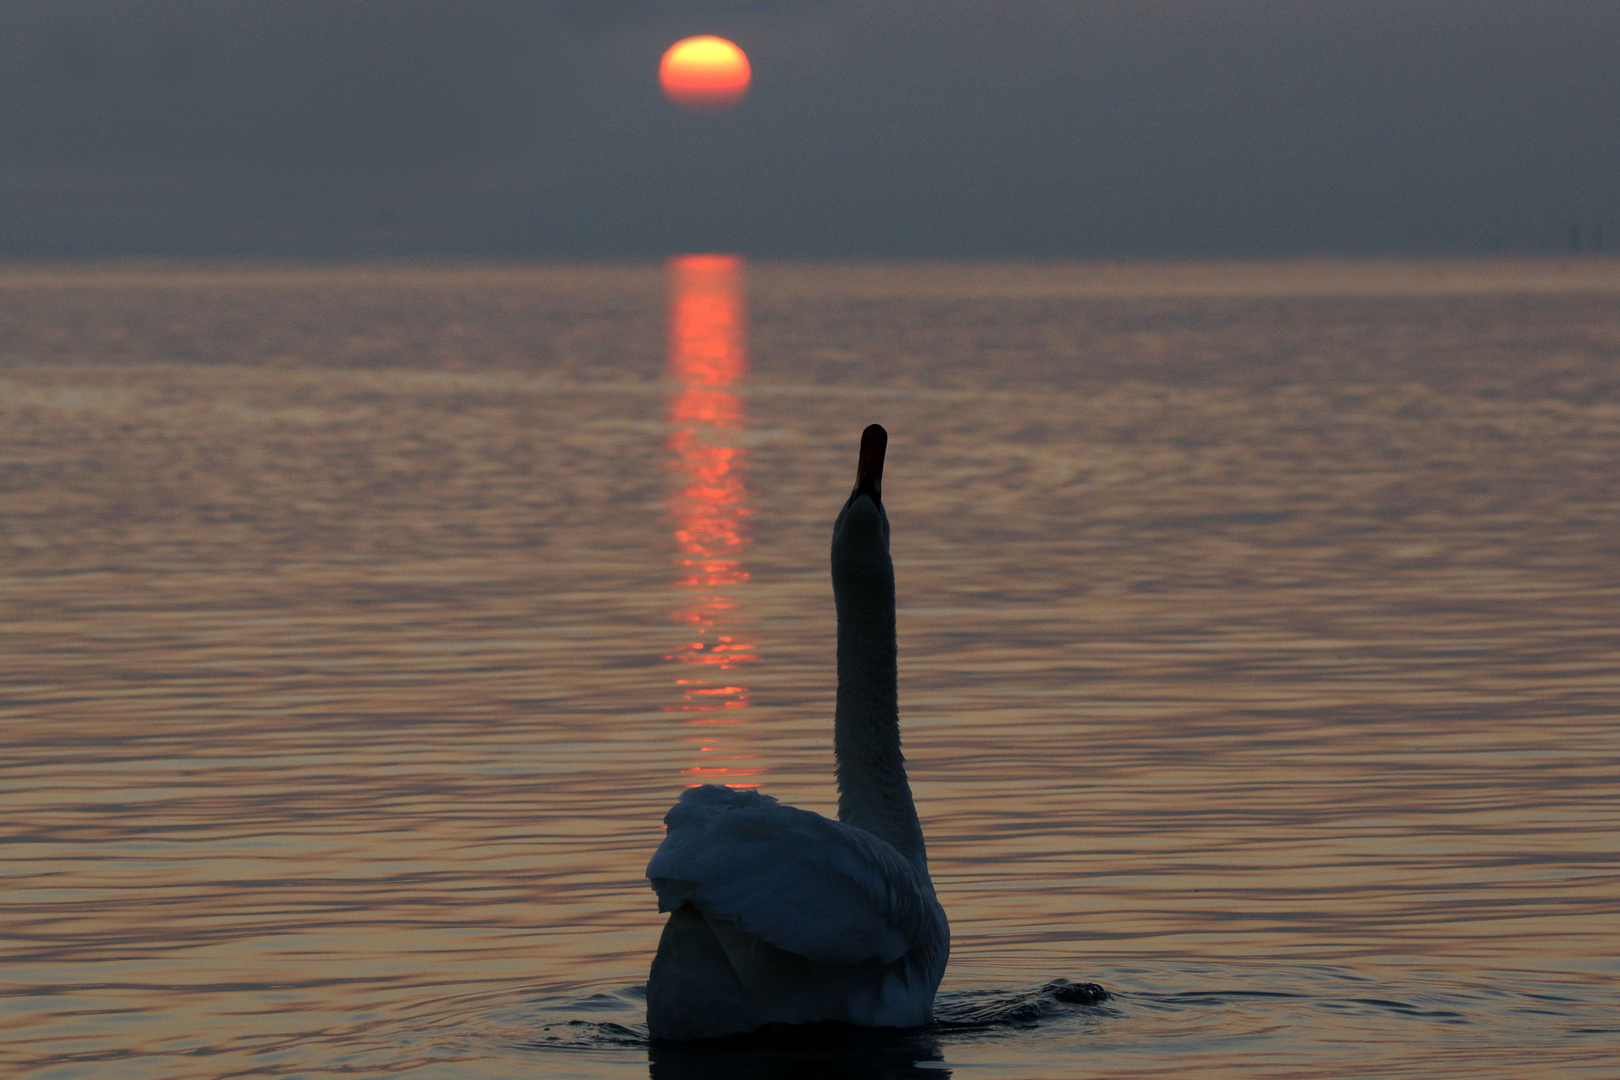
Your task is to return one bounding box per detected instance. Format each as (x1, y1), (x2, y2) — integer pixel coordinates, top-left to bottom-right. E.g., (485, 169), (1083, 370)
(3, 259), (1618, 1078)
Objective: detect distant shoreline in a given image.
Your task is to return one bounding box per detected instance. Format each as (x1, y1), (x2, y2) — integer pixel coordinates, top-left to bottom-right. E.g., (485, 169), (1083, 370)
(2, 255), (1619, 298)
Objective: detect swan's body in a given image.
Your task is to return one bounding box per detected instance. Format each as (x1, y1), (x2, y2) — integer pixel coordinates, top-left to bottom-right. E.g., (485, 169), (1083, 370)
(645, 425), (948, 1041)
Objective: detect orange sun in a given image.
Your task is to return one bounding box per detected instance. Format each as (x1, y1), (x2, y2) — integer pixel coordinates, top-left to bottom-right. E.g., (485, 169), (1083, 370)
(660, 36), (751, 112)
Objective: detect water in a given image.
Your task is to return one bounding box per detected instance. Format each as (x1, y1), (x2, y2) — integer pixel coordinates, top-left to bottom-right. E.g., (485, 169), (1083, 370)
(2, 258), (1617, 1078)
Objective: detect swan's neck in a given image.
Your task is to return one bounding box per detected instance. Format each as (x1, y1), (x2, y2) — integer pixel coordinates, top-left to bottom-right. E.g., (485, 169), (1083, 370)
(833, 553), (929, 880)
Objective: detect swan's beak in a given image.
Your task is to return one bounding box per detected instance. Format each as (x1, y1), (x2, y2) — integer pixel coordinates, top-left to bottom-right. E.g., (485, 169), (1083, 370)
(854, 423), (886, 504)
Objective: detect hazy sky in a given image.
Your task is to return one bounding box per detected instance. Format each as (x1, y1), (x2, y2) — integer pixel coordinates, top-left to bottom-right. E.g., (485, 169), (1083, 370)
(0, 0), (1614, 258)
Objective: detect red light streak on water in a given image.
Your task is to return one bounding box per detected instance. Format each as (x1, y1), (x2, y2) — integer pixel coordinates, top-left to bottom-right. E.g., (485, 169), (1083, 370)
(665, 255), (761, 788)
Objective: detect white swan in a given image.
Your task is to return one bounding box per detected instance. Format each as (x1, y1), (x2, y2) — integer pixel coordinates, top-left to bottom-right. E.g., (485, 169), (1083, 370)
(645, 424), (949, 1041)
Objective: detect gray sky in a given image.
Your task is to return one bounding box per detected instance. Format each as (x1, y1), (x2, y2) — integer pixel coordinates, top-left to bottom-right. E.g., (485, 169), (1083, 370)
(0, 0), (1614, 258)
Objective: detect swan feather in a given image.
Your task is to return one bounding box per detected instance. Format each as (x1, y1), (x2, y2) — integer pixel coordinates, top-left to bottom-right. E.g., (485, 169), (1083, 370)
(647, 784), (939, 967)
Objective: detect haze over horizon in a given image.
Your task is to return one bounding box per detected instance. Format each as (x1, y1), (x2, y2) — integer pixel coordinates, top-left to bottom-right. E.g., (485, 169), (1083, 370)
(0, 0), (1614, 260)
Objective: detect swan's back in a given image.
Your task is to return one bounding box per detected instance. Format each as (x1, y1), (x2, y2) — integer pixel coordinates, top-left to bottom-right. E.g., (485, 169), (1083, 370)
(646, 785), (948, 1040)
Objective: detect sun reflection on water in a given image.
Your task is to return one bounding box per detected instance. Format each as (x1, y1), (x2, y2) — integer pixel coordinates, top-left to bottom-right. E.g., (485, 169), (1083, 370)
(664, 254), (762, 787)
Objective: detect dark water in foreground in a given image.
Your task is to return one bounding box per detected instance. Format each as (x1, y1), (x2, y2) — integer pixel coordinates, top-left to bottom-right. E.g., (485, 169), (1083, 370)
(2, 259), (1617, 1077)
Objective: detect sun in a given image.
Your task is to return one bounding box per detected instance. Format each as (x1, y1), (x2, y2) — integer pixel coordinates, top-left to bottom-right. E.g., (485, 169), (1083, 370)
(660, 36), (751, 112)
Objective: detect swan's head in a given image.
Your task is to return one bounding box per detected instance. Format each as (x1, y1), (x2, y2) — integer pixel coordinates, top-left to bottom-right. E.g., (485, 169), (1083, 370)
(832, 424), (892, 578)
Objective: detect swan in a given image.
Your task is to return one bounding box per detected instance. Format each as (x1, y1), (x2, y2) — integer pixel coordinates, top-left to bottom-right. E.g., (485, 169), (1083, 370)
(645, 423), (949, 1041)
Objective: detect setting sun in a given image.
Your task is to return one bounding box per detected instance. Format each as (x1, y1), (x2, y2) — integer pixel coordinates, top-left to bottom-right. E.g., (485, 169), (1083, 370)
(659, 36), (751, 112)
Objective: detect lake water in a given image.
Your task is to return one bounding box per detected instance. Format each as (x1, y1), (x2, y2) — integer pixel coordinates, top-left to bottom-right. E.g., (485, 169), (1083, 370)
(2, 258), (1617, 1078)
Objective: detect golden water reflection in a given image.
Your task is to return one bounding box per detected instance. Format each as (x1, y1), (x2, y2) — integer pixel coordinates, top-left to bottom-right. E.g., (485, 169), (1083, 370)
(664, 254), (761, 786)
(3, 262), (1617, 1078)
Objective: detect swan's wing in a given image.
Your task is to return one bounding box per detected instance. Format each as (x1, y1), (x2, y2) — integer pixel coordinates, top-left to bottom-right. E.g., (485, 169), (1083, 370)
(647, 785), (937, 967)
